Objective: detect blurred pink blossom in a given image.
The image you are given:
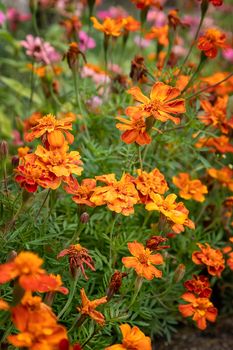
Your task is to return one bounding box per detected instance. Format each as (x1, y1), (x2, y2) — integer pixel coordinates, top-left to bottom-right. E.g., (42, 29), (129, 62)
(108, 63), (122, 74)
(147, 9), (167, 27)
(81, 65), (110, 86)
(12, 130), (23, 146)
(86, 96), (102, 113)
(79, 31), (96, 51)
(21, 35), (61, 65)
(0, 11), (6, 26)
(7, 7), (31, 31)
(97, 6), (128, 20)
(134, 35), (151, 49)
(223, 48), (233, 63)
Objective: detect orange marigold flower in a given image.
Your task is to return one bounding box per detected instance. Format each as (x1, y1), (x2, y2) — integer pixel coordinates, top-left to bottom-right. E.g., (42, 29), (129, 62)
(134, 168), (168, 203)
(116, 113), (151, 146)
(208, 166), (233, 191)
(8, 292), (67, 349)
(35, 143), (83, 179)
(60, 15), (82, 39)
(0, 251), (67, 294)
(24, 113), (75, 148)
(201, 72), (233, 96)
(105, 324), (152, 350)
(226, 252), (233, 270)
(123, 16), (140, 32)
(172, 173), (208, 202)
(195, 135), (233, 153)
(77, 288), (107, 326)
(64, 177), (97, 207)
(146, 235), (170, 251)
(131, 0), (161, 10)
(209, 0), (223, 6)
(145, 194), (193, 229)
(199, 96), (233, 134)
(0, 298), (9, 310)
(90, 173), (139, 216)
(192, 243), (225, 277)
(197, 28), (228, 58)
(122, 241), (164, 280)
(145, 25), (169, 46)
(127, 82), (185, 125)
(17, 146), (30, 158)
(179, 292), (217, 330)
(23, 112), (43, 133)
(168, 9), (185, 29)
(91, 17), (125, 37)
(57, 244), (95, 279)
(15, 153), (61, 192)
(184, 275), (212, 298)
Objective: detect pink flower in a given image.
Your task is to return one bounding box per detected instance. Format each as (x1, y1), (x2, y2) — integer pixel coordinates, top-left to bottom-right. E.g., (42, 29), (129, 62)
(21, 35), (61, 65)
(147, 9), (167, 27)
(0, 11), (6, 26)
(223, 48), (233, 62)
(79, 31), (96, 51)
(86, 96), (102, 113)
(97, 6), (128, 20)
(134, 35), (151, 49)
(7, 8), (31, 31)
(12, 130), (23, 146)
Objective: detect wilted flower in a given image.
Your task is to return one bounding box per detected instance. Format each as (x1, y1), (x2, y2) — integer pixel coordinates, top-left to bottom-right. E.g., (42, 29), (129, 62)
(106, 271), (127, 300)
(130, 55), (148, 83)
(63, 42), (86, 71)
(122, 241), (164, 280)
(146, 235), (170, 251)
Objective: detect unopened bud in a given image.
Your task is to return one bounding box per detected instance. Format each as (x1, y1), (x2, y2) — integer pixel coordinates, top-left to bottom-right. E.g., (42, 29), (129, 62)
(7, 250), (17, 262)
(0, 141), (8, 160)
(12, 155), (19, 167)
(173, 264), (186, 283)
(80, 212), (89, 224)
(106, 271), (127, 301)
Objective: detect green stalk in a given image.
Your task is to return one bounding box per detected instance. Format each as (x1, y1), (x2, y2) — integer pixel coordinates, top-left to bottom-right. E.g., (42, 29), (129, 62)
(58, 271), (80, 320)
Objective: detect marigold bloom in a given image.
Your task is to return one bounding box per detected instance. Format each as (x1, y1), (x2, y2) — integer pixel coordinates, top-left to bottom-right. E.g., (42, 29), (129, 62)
(184, 275), (212, 298)
(91, 17), (125, 37)
(0, 298), (9, 310)
(35, 143), (83, 179)
(23, 112), (43, 133)
(145, 193), (192, 228)
(0, 251), (67, 293)
(208, 167), (233, 191)
(192, 243), (225, 277)
(131, 0), (161, 10)
(195, 135), (233, 154)
(145, 25), (169, 46)
(134, 168), (168, 203)
(179, 292), (217, 330)
(123, 16), (140, 32)
(15, 153), (61, 192)
(130, 55), (148, 83)
(106, 271), (128, 300)
(201, 72), (233, 96)
(8, 292), (67, 349)
(209, 0), (223, 6)
(77, 288), (107, 326)
(17, 146), (30, 157)
(64, 42), (86, 71)
(197, 28), (228, 58)
(172, 173), (208, 202)
(116, 113), (151, 146)
(122, 241), (163, 280)
(90, 173), (139, 216)
(227, 252), (233, 270)
(105, 324), (152, 350)
(24, 114), (75, 148)
(60, 16), (82, 39)
(57, 244), (95, 279)
(199, 96), (233, 134)
(64, 177), (97, 207)
(146, 236), (170, 251)
(127, 82), (185, 125)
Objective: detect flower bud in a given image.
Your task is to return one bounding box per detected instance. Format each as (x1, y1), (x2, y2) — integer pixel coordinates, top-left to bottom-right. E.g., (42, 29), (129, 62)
(12, 155), (19, 167)
(106, 271), (127, 301)
(0, 140), (8, 161)
(80, 212), (89, 224)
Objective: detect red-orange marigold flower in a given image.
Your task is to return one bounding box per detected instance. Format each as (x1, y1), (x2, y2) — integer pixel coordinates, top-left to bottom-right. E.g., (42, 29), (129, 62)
(195, 135), (233, 154)
(127, 82), (185, 125)
(105, 324), (152, 350)
(123, 16), (140, 32)
(184, 275), (212, 298)
(0, 252), (67, 294)
(77, 288), (107, 326)
(24, 113), (75, 148)
(131, 0), (161, 10)
(208, 167), (233, 191)
(122, 241), (164, 280)
(91, 17), (125, 37)
(201, 72), (233, 96)
(172, 173), (208, 202)
(192, 243), (225, 277)
(116, 113), (151, 146)
(90, 173), (139, 216)
(145, 25), (169, 46)
(134, 168), (168, 203)
(179, 292), (217, 330)
(199, 96), (233, 134)
(197, 28), (228, 58)
(64, 177), (97, 207)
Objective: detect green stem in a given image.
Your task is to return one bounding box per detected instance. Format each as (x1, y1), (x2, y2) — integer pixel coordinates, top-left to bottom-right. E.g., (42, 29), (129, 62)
(109, 215), (118, 266)
(35, 189), (51, 220)
(58, 271), (80, 320)
(129, 276), (143, 308)
(181, 53), (207, 94)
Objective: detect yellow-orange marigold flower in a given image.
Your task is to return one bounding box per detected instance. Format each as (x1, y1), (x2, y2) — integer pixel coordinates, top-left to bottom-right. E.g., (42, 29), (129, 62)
(134, 168), (168, 203)
(90, 173), (139, 216)
(179, 292), (217, 330)
(35, 143), (83, 179)
(145, 25), (169, 46)
(17, 146), (30, 158)
(0, 251), (67, 294)
(199, 96), (233, 134)
(172, 173), (208, 202)
(127, 82), (185, 125)
(122, 241), (164, 280)
(105, 324), (152, 350)
(122, 16), (140, 32)
(91, 17), (125, 37)
(201, 72), (233, 96)
(208, 167), (233, 191)
(77, 288), (107, 326)
(116, 113), (151, 146)
(24, 113), (75, 148)
(195, 135), (233, 154)
(192, 243), (225, 277)
(197, 28), (228, 58)
(8, 292), (67, 349)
